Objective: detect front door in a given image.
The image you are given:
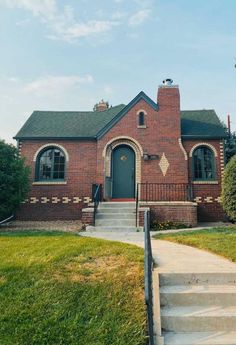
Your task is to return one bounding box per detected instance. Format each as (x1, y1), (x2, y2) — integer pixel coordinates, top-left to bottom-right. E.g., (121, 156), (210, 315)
(112, 145), (135, 198)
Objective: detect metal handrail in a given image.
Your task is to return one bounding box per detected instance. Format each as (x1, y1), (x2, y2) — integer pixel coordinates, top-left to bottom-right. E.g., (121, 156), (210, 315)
(135, 183), (139, 227)
(144, 210), (154, 345)
(138, 182), (193, 202)
(0, 214), (14, 226)
(92, 184), (102, 226)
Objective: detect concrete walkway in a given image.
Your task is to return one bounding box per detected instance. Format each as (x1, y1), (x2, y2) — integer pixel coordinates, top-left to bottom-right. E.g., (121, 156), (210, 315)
(81, 230), (236, 345)
(81, 230), (236, 273)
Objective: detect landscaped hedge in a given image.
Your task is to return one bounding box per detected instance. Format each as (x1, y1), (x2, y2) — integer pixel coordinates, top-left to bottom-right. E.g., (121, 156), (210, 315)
(222, 155), (236, 222)
(0, 140), (30, 221)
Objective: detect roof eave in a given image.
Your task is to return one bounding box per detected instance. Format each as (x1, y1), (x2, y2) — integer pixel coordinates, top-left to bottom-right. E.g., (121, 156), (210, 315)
(181, 135), (227, 140)
(13, 136), (97, 141)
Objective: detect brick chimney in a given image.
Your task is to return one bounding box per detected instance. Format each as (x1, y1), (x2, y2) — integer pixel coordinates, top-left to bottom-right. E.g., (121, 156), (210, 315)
(94, 100), (109, 112)
(157, 79), (181, 139)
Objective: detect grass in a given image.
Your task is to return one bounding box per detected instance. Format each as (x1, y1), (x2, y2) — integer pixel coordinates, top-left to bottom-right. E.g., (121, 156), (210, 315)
(153, 226), (236, 262)
(0, 230), (146, 345)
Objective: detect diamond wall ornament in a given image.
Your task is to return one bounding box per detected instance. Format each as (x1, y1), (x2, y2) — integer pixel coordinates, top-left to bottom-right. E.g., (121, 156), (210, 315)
(159, 153), (169, 176)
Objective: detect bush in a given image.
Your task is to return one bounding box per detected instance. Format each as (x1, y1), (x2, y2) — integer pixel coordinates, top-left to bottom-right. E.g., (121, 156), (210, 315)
(150, 220), (190, 231)
(222, 155), (236, 222)
(0, 140), (30, 221)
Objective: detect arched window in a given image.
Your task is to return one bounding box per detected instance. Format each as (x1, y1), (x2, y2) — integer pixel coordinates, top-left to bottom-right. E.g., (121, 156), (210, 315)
(138, 111), (145, 126)
(36, 147), (65, 181)
(193, 146), (215, 180)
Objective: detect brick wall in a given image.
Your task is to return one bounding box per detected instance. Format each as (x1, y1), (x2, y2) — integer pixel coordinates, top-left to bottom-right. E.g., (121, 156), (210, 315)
(183, 139), (225, 221)
(18, 140), (97, 220)
(139, 202), (197, 227)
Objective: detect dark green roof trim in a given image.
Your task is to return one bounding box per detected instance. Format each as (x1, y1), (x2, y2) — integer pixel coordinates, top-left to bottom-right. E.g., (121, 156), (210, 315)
(14, 137), (97, 141)
(182, 135), (227, 139)
(96, 91), (158, 139)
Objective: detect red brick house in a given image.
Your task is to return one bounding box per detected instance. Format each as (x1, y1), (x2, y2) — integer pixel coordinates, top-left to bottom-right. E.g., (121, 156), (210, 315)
(15, 79), (226, 228)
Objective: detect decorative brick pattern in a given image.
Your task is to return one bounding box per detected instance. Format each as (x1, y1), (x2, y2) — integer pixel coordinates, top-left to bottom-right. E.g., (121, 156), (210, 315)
(159, 153), (170, 176)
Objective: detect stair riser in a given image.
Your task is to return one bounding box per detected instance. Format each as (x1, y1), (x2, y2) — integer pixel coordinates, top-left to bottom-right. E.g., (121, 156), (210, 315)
(161, 316), (236, 332)
(98, 203), (135, 209)
(161, 293), (236, 307)
(160, 273), (236, 286)
(96, 220), (136, 226)
(163, 332), (236, 345)
(96, 214), (136, 220)
(97, 209), (135, 214)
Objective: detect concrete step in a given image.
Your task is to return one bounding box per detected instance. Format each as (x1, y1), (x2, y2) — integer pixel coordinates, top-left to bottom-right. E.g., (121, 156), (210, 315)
(159, 273), (236, 286)
(96, 213), (136, 219)
(160, 285), (236, 306)
(98, 202), (135, 209)
(93, 226), (137, 232)
(161, 306), (236, 332)
(95, 219), (136, 226)
(97, 208), (135, 214)
(163, 331), (236, 345)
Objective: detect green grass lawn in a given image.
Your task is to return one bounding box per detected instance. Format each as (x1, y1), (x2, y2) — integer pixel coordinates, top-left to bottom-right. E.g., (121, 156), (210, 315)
(153, 226), (236, 262)
(0, 231), (146, 345)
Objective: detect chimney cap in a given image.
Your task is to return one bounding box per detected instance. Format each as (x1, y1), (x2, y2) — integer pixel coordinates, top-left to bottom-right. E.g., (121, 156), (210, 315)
(163, 78), (173, 86)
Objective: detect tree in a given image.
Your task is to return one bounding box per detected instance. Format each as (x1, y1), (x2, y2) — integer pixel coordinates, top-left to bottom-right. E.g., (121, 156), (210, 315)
(222, 155), (236, 222)
(0, 140), (30, 221)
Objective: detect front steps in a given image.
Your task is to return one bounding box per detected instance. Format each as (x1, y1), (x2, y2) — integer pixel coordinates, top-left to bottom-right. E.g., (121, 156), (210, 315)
(159, 273), (236, 344)
(94, 202), (137, 231)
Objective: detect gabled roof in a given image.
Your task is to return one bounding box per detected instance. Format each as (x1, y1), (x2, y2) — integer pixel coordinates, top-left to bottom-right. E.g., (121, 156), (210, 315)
(14, 104), (126, 140)
(14, 92), (226, 140)
(181, 109), (226, 139)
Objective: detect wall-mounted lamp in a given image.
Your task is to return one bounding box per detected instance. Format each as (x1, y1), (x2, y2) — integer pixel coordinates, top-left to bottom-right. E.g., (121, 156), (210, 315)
(143, 153), (159, 161)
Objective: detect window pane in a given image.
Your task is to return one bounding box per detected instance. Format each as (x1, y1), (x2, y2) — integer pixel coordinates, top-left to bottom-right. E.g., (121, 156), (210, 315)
(193, 147), (214, 180)
(38, 148), (65, 180)
(139, 112), (145, 126)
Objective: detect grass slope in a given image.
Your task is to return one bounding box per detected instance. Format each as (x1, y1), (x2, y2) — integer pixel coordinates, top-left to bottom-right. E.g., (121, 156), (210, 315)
(0, 231), (146, 345)
(153, 226), (236, 262)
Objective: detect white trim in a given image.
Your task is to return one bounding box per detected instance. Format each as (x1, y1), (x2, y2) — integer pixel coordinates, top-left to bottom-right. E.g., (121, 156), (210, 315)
(33, 143), (69, 162)
(193, 181), (218, 185)
(139, 201), (197, 206)
(136, 109), (147, 115)
(178, 138), (188, 160)
(102, 136), (144, 157)
(189, 142), (218, 157)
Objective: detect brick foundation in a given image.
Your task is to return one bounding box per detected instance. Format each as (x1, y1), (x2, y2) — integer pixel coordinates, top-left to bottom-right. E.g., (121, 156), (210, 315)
(139, 202), (198, 227)
(81, 208), (94, 226)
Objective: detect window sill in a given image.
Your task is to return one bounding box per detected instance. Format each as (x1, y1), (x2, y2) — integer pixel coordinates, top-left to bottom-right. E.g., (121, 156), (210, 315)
(137, 125), (147, 129)
(33, 181), (67, 185)
(193, 181), (218, 184)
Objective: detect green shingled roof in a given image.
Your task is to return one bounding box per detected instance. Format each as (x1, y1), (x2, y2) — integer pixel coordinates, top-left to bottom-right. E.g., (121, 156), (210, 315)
(181, 109), (226, 138)
(15, 100), (226, 140)
(15, 104), (126, 139)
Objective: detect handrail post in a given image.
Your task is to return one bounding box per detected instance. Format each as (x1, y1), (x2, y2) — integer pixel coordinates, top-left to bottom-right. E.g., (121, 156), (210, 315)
(144, 210), (154, 345)
(135, 183), (139, 228)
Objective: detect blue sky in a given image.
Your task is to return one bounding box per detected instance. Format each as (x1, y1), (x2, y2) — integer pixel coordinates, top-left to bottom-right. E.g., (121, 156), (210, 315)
(0, 0), (235, 144)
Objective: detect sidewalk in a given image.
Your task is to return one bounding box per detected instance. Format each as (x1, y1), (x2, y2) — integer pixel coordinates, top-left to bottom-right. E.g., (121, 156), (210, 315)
(81, 230), (236, 272)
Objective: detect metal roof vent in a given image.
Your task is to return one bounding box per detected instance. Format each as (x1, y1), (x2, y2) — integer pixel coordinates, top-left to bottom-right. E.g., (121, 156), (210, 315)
(163, 78), (173, 86)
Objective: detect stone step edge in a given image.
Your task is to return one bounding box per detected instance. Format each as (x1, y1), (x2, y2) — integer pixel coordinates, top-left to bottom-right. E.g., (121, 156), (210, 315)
(163, 331), (236, 345)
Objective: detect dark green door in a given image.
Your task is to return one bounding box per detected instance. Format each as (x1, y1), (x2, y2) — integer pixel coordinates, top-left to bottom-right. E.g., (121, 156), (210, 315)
(112, 145), (135, 198)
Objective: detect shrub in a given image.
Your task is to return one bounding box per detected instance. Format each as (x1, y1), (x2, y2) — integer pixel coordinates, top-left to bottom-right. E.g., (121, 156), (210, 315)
(222, 155), (236, 222)
(150, 220), (190, 231)
(0, 140), (30, 221)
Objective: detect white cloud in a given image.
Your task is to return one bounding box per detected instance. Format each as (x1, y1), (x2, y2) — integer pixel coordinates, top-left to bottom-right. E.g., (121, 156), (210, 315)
(1, 0), (119, 42)
(104, 85), (113, 95)
(128, 9), (150, 27)
(23, 74), (94, 97)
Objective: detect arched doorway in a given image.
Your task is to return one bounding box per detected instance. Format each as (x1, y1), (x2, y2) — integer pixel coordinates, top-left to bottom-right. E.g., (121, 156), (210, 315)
(112, 145), (135, 198)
